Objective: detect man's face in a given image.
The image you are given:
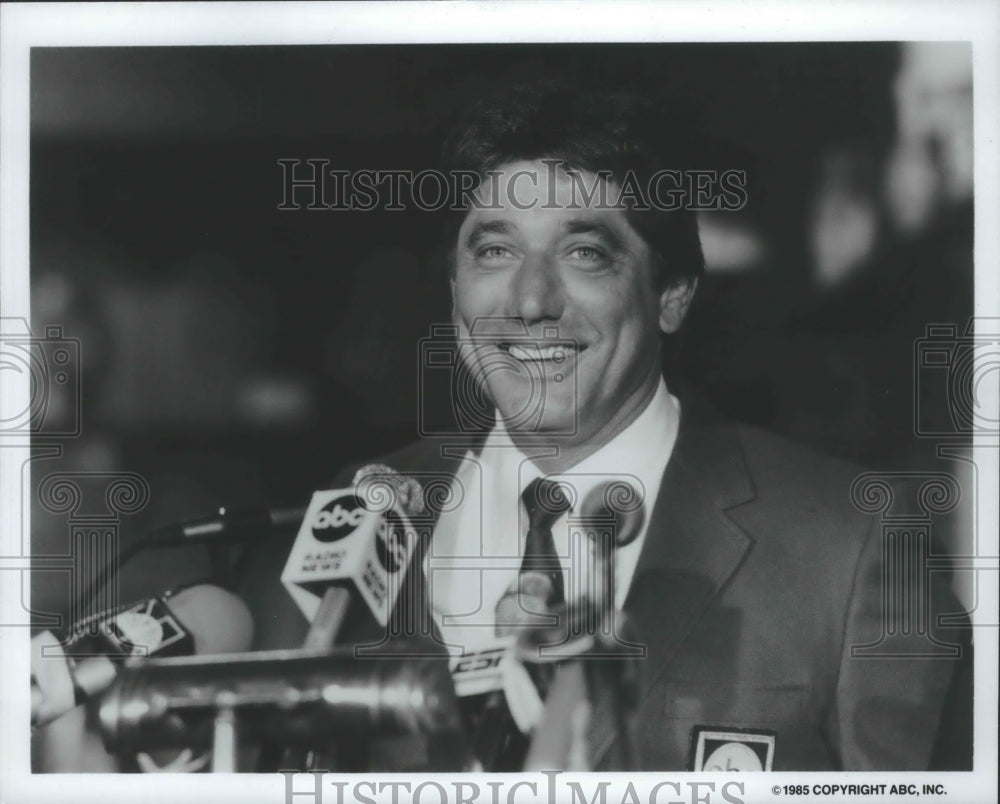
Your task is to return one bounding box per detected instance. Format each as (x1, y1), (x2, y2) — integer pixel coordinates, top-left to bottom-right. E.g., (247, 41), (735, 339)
(452, 159), (679, 447)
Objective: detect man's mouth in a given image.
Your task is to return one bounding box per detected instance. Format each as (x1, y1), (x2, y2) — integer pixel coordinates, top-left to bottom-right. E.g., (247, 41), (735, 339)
(497, 342), (584, 363)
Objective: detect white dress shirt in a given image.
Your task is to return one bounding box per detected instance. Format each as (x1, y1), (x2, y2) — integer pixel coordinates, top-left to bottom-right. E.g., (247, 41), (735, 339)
(426, 378), (680, 655)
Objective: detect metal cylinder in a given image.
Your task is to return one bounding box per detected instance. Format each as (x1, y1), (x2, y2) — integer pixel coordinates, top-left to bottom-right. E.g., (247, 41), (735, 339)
(99, 645), (463, 753)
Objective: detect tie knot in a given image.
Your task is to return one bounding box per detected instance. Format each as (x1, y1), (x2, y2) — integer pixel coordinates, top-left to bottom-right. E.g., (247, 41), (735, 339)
(521, 477), (571, 530)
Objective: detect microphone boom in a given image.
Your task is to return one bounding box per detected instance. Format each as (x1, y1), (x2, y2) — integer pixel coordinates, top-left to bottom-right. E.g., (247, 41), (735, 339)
(99, 646), (465, 754)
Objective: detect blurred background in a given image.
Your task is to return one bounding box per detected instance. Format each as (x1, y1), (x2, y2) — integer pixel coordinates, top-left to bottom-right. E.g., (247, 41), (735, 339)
(27, 42), (974, 621)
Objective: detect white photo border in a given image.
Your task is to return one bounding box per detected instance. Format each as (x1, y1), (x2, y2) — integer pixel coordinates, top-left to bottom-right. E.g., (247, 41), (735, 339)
(1, 2), (997, 803)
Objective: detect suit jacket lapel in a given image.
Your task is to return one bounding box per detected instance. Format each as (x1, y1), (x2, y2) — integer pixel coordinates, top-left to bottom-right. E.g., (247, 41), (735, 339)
(590, 403), (756, 767)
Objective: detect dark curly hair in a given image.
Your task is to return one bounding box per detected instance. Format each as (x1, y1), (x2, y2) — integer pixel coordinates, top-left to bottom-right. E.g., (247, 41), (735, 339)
(440, 79), (705, 289)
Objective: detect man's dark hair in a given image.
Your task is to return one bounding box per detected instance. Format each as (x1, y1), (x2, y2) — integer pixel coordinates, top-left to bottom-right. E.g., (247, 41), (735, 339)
(441, 80), (705, 289)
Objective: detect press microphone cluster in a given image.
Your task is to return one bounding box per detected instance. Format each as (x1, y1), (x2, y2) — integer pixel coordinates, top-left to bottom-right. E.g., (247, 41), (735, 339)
(92, 467), (444, 771)
(31, 584), (253, 728)
(80, 470), (646, 771)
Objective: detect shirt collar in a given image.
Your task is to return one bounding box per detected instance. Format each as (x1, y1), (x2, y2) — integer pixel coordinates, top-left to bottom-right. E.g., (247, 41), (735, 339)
(487, 377), (676, 508)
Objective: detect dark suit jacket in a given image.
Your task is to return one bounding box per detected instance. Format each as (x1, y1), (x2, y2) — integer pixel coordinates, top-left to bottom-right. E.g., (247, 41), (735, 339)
(243, 398), (972, 771)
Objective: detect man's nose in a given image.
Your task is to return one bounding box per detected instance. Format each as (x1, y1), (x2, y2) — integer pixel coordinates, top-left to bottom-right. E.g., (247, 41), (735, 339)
(509, 252), (564, 322)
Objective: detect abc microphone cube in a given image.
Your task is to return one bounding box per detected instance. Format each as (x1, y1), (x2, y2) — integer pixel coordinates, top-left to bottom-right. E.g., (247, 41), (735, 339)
(281, 488), (419, 634)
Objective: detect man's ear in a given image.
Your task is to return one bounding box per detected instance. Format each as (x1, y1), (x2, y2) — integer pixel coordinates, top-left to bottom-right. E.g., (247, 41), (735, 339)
(658, 277), (698, 334)
(449, 276), (457, 319)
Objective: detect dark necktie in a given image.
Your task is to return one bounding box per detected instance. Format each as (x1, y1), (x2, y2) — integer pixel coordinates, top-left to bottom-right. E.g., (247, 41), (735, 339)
(520, 477), (571, 605)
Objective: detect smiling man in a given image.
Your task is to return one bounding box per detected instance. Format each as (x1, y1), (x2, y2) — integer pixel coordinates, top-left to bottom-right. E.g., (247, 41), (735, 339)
(246, 81), (971, 773)
(381, 81), (970, 772)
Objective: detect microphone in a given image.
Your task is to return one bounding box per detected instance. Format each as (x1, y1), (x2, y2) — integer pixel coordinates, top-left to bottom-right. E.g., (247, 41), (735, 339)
(98, 645), (469, 770)
(281, 466), (425, 649)
(574, 481), (645, 630)
(31, 584), (253, 728)
(455, 572), (557, 771)
(465, 480), (646, 771)
(143, 507), (307, 547)
(142, 464), (425, 549)
(518, 601), (642, 771)
(495, 572), (558, 636)
(446, 574), (552, 704)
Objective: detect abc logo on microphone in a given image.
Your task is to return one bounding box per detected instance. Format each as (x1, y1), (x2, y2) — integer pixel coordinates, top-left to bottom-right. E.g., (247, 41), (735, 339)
(282, 488), (419, 626)
(310, 495), (367, 542)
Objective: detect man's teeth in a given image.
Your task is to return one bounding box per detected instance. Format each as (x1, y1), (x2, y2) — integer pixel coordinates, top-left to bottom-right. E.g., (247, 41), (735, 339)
(506, 343), (575, 362)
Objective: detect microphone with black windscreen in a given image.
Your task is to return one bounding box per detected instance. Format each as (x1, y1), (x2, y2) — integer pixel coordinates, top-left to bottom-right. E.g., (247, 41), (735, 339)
(31, 583), (253, 728)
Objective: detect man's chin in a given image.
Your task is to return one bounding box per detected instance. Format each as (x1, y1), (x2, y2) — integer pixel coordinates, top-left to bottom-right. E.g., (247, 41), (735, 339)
(494, 408), (579, 439)
(484, 381), (580, 434)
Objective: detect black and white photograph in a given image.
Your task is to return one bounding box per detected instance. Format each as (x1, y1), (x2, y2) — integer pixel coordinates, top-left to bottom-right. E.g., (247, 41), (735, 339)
(0, 2), (997, 802)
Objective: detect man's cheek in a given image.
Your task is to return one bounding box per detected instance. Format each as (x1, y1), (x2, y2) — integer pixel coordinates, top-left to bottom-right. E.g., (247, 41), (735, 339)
(452, 296), (481, 327)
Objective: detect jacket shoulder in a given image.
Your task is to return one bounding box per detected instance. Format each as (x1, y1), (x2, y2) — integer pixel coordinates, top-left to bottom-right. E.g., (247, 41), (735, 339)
(732, 423), (874, 534)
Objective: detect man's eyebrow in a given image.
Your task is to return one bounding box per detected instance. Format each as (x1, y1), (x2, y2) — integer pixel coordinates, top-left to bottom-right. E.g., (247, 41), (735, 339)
(464, 220), (516, 249)
(563, 219), (627, 250)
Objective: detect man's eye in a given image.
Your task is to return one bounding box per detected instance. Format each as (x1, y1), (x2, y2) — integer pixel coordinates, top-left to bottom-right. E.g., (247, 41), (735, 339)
(477, 245), (514, 260)
(568, 245), (606, 262)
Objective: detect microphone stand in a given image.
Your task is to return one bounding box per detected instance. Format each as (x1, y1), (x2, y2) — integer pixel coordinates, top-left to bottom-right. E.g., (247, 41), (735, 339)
(211, 701), (238, 773)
